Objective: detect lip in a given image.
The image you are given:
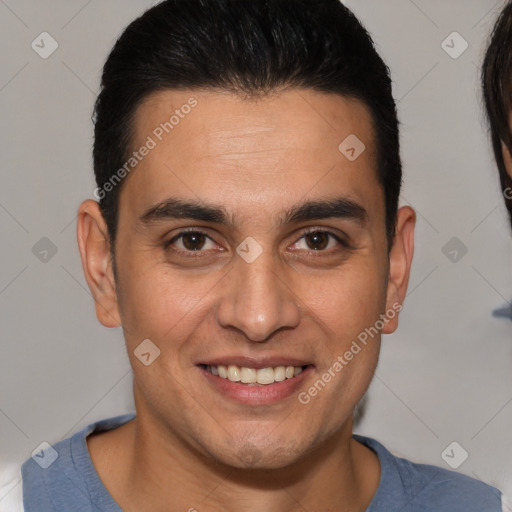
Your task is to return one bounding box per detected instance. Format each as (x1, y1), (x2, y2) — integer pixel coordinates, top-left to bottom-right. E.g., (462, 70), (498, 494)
(197, 363), (314, 405)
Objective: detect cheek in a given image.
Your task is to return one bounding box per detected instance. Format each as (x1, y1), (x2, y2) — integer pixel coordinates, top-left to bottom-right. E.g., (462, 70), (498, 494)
(300, 260), (388, 340)
(116, 259), (199, 344)
(116, 255), (226, 365)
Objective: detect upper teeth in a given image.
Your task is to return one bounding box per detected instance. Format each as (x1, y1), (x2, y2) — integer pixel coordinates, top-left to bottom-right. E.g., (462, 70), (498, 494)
(207, 364), (304, 385)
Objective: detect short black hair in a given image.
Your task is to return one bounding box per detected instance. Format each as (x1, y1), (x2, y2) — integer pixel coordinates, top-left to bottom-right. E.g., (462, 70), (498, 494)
(482, 1), (512, 229)
(93, 0), (402, 258)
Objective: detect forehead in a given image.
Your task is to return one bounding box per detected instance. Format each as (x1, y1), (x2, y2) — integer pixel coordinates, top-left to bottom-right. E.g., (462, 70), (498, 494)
(120, 88), (382, 224)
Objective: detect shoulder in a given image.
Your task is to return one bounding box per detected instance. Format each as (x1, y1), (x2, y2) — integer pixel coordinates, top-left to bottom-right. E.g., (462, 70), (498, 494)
(354, 435), (503, 512)
(21, 413), (135, 512)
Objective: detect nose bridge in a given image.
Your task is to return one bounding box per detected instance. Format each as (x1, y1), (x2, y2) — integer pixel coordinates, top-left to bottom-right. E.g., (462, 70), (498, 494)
(216, 248), (301, 341)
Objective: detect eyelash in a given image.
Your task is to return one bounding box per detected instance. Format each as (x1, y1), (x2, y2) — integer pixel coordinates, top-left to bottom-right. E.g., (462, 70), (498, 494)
(163, 227), (350, 256)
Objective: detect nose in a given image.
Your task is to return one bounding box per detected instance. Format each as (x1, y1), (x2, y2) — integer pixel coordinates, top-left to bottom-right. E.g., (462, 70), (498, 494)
(216, 251), (301, 342)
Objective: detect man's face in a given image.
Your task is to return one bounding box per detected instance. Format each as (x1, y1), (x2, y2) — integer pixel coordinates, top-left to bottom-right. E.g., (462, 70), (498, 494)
(83, 88), (411, 469)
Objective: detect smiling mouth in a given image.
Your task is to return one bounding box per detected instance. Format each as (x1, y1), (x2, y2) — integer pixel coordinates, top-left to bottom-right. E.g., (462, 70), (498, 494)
(200, 364), (310, 386)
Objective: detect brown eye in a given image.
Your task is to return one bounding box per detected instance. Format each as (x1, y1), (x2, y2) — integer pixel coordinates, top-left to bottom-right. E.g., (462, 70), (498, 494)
(165, 230), (217, 253)
(181, 232), (207, 251)
(305, 232), (330, 251)
(291, 230), (345, 252)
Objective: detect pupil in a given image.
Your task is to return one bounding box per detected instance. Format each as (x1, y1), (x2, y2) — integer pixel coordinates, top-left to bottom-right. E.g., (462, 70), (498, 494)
(307, 232), (328, 250)
(183, 233), (205, 250)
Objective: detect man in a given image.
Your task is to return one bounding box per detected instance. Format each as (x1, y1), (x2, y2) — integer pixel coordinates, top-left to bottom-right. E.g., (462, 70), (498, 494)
(483, 1), (512, 231)
(22, 0), (503, 510)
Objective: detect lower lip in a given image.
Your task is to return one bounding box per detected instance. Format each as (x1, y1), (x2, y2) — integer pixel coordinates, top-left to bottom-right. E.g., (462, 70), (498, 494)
(198, 365), (314, 405)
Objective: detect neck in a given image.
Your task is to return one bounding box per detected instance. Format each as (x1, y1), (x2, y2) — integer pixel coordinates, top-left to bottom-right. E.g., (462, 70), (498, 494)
(107, 410), (380, 512)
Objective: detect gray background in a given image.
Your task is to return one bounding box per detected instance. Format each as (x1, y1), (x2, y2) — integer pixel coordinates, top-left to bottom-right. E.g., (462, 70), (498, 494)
(1, 0), (511, 509)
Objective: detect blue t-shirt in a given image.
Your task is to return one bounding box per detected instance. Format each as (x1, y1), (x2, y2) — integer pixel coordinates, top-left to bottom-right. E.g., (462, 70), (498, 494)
(22, 414), (503, 511)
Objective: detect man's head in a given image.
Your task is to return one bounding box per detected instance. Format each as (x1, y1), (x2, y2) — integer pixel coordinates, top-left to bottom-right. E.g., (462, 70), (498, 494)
(77, 0), (414, 471)
(482, 1), (512, 228)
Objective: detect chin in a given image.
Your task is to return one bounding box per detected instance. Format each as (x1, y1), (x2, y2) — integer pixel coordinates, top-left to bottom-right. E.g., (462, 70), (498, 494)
(215, 445), (298, 470)
(198, 429), (312, 470)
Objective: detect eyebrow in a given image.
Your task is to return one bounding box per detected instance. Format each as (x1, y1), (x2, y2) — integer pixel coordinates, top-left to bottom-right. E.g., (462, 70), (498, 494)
(139, 197), (367, 226)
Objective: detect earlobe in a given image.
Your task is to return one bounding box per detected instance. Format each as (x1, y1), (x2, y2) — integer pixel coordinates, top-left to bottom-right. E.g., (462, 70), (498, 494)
(382, 205), (416, 334)
(76, 199), (121, 328)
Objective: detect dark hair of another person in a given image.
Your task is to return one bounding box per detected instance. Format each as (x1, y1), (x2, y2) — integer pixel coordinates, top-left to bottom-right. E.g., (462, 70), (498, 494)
(482, 1), (512, 228)
(93, 0), (402, 263)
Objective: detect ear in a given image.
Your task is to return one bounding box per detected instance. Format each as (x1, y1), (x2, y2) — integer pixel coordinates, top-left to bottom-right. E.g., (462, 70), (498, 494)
(382, 205), (416, 334)
(76, 199), (121, 328)
(501, 141), (512, 180)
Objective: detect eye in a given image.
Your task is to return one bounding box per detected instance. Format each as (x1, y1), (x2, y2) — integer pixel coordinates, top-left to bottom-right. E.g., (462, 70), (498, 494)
(165, 230), (219, 253)
(164, 228), (348, 257)
(290, 229), (346, 252)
